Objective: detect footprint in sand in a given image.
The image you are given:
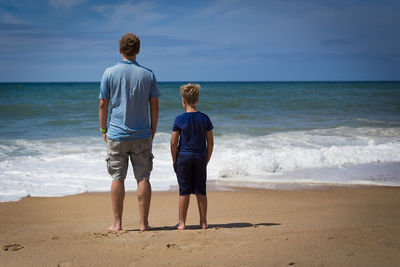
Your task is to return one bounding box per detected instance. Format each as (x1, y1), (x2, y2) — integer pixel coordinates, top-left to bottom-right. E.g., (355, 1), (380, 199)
(58, 261), (73, 267)
(85, 231), (128, 239)
(166, 243), (181, 250)
(166, 243), (176, 248)
(3, 244), (24, 251)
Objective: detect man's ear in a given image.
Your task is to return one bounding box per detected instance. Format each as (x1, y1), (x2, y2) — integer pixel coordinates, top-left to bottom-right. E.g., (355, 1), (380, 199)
(119, 48), (123, 55)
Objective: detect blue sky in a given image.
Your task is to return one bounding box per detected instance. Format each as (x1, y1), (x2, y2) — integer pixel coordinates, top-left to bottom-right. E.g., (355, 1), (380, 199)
(0, 0), (399, 82)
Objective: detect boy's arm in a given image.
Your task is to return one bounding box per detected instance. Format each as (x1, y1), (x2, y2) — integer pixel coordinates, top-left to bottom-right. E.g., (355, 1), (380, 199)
(149, 97), (159, 141)
(99, 98), (109, 142)
(205, 130), (214, 165)
(170, 131), (180, 166)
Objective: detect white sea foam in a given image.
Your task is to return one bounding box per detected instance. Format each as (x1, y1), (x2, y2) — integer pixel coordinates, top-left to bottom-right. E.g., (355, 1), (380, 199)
(0, 126), (399, 202)
(209, 127), (400, 179)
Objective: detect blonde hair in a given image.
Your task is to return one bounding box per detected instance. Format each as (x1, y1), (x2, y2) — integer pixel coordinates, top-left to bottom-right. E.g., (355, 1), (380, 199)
(180, 83), (200, 106)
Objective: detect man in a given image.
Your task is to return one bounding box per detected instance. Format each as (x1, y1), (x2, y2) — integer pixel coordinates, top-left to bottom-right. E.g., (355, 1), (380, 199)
(99, 33), (160, 231)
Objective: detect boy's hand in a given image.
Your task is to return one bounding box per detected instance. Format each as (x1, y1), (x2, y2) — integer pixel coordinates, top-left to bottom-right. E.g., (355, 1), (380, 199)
(102, 132), (107, 142)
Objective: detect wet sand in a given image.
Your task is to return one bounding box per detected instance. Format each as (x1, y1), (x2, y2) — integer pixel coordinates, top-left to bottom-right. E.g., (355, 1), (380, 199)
(1, 186), (400, 266)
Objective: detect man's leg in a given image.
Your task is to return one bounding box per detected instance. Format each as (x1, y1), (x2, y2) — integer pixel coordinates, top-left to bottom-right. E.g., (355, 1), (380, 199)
(108, 179), (125, 231)
(137, 179), (151, 231)
(178, 195), (190, 230)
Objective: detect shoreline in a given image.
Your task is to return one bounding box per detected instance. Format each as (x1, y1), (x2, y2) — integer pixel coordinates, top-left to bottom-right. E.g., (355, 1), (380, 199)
(3, 179), (400, 203)
(1, 185), (400, 266)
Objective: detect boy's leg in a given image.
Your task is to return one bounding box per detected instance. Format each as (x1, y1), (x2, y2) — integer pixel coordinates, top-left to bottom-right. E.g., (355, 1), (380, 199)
(179, 195), (190, 230)
(175, 155), (194, 230)
(108, 180), (125, 231)
(137, 179), (152, 231)
(196, 194), (207, 229)
(193, 157), (207, 229)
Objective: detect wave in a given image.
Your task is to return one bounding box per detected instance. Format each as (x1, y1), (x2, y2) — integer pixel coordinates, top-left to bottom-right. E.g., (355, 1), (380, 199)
(209, 127), (400, 179)
(0, 126), (399, 202)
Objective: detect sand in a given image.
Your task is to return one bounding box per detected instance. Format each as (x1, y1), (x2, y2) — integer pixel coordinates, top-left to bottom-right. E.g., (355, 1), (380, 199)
(1, 185), (400, 266)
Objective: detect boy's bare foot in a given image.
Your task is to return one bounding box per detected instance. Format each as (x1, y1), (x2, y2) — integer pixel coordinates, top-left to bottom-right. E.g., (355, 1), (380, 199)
(139, 221), (150, 231)
(140, 225), (149, 231)
(201, 221), (208, 230)
(107, 224), (122, 231)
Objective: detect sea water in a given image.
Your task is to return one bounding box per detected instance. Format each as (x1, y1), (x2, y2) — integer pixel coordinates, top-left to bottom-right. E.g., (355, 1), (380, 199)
(1, 81), (400, 201)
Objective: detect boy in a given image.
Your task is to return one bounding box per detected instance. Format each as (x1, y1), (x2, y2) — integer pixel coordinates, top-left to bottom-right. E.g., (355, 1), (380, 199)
(170, 83), (214, 230)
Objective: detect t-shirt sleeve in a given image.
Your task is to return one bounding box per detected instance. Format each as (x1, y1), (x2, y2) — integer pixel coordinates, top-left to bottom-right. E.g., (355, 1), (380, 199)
(206, 117), (214, 131)
(172, 117), (180, 131)
(99, 70), (110, 99)
(150, 73), (161, 98)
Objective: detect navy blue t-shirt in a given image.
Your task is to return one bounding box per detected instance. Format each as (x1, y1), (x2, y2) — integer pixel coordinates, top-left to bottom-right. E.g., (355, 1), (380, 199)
(172, 111), (213, 158)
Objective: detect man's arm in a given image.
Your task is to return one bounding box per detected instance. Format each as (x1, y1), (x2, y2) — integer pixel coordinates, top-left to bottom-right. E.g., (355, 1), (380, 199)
(170, 131), (179, 166)
(149, 97), (159, 140)
(99, 98), (109, 142)
(205, 130), (214, 165)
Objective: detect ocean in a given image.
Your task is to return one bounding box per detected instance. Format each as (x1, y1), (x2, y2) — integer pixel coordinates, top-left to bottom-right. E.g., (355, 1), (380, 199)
(1, 81), (400, 201)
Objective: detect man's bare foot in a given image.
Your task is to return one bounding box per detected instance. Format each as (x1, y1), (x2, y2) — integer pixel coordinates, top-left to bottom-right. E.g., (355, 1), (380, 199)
(177, 223), (186, 230)
(201, 222), (207, 230)
(107, 224), (122, 231)
(173, 223), (186, 230)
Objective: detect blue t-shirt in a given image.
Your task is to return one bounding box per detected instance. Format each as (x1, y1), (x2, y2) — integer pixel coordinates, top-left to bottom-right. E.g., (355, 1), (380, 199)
(173, 111), (214, 158)
(99, 60), (161, 140)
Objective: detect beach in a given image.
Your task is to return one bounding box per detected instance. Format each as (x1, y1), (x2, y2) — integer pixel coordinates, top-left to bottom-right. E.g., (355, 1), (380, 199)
(1, 185), (400, 266)
(1, 82), (400, 266)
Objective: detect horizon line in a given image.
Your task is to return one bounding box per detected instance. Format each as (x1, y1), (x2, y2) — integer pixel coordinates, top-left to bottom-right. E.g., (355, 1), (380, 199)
(1, 80), (400, 84)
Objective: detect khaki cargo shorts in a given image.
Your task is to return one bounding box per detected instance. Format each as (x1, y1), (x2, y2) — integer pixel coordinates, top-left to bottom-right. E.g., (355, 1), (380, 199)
(105, 138), (154, 181)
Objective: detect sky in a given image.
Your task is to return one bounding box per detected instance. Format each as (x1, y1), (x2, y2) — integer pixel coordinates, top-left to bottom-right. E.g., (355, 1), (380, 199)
(0, 0), (399, 82)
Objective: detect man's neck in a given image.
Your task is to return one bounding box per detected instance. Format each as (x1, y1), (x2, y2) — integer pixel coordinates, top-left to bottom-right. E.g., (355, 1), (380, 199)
(122, 55), (136, 61)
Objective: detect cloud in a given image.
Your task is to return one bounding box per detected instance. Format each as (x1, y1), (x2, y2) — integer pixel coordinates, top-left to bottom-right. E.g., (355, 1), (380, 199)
(0, 30), (118, 55)
(0, 0), (399, 81)
(141, 35), (199, 47)
(0, 8), (25, 24)
(48, 0), (90, 9)
(0, 23), (33, 31)
(321, 39), (352, 47)
(93, 1), (164, 30)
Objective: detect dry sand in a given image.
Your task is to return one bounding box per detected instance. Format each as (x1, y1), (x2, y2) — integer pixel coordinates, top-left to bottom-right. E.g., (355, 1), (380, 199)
(1, 185), (400, 266)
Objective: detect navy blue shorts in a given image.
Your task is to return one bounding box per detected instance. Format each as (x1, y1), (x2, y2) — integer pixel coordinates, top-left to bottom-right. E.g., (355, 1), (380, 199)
(175, 154), (207, 196)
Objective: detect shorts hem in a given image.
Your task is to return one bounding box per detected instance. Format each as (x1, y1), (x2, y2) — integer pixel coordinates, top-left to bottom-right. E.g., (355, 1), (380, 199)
(136, 177), (150, 181)
(112, 176), (126, 181)
(178, 191), (207, 196)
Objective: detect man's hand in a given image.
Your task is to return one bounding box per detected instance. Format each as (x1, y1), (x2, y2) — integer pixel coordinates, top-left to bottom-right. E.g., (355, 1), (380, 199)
(150, 97), (159, 141)
(99, 98), (109, 142)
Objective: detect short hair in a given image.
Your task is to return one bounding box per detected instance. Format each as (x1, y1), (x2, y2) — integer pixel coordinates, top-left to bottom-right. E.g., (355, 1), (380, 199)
(180, 83), (200, 106)
(119, 33), (140, 57)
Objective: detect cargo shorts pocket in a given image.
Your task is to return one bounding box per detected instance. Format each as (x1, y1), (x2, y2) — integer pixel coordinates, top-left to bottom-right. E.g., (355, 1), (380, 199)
(132, 151), (154, 180)
(105, 155), (112, 174)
